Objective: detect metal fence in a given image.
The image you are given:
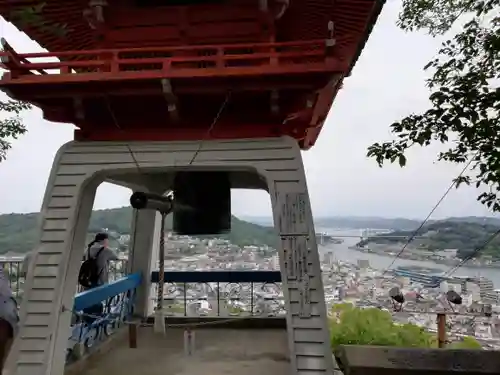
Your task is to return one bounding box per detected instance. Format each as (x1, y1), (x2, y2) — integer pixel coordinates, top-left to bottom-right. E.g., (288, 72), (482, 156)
(150, 270), (285, 317)
(0, 260), (285, 317)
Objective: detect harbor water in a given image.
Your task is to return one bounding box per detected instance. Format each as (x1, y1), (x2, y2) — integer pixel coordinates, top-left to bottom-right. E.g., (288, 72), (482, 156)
(318, 229), (500, 287)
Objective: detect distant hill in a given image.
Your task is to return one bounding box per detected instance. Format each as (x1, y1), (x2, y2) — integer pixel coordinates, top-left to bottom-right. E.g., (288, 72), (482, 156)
(314, 216), (500, 231)
(240, 215), (500, 259)
(359, 220), (500, 259)
(239, 216), (274, 226)
(0, 207), (277, 254)
(3, 209), (499, 257)
(240, 215), (500, 234)
(245, 216), (500, 230)
(437, 216), (500, 226)
(314, 216), (421, 231)
(241, 215), (423, 230)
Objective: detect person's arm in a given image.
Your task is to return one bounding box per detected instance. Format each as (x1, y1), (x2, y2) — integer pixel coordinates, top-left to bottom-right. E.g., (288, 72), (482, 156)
(104, 248), (119, 262)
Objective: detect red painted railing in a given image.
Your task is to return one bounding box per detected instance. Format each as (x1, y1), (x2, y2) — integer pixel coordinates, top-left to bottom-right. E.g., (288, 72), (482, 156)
(0, 38), (353, 82)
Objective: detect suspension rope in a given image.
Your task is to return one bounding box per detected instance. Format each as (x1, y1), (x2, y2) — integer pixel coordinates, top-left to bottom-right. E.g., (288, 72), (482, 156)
(443, 227), (500, 277)
(105, 96), (148, 181)
(156, 212), (167, 314)
(381, 154), (478, 275)
(188, 91), (231, 166)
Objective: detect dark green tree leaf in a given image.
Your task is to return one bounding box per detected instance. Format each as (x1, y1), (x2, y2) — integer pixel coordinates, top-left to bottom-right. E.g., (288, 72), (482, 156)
(368, 0), (500, 212)
(1, 4), (68, 161)
(0, 100), (31, 161)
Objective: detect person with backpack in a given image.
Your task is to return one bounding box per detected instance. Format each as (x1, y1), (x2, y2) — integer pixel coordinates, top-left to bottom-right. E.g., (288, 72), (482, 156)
(79, 232), (119, 288)
(78, 232), (119, 323)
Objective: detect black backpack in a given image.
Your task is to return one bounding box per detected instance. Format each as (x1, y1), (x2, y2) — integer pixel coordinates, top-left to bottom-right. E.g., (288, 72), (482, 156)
(78, 247), (104, 288)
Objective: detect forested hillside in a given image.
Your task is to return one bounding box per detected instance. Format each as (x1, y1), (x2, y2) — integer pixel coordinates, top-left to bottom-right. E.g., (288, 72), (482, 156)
(315, 216), (500, 231)
(0, 207), (277, 254)
(359, 220), (500, 259)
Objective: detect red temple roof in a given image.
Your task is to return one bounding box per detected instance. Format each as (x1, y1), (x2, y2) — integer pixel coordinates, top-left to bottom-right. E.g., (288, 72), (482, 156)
(0, 0), (385, 149)
(0, 0), (383, 76)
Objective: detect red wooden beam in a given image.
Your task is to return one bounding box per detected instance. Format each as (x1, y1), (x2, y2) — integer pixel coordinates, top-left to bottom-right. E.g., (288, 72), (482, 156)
(73, 126), (319, 149)
(74, 123), (304, 143)
(3, 39), (329, 59)
(13, 81), (318, 99)
(0, 62), (345, 85)
(2, 49), (327, 73)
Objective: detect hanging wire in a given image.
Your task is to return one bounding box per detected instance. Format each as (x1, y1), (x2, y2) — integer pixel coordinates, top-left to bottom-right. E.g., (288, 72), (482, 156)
(381, 153), (478, 275)
(105, 91), (231, 176)
(187, 91), (231, 166)
(443, 227), (500, 277)
(105, 96), (146, 178)
(156, 212), (167, 313)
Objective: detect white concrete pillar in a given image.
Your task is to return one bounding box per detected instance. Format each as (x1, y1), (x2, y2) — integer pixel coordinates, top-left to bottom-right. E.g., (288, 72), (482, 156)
(128, 209), (161, 318)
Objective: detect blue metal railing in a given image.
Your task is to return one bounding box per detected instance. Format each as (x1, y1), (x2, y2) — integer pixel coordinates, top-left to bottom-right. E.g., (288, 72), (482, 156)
(150, 270), (284, 317)
(67, 273), (141, 362)
(0, 260), (285, 361)
(0, 259), (129, 303)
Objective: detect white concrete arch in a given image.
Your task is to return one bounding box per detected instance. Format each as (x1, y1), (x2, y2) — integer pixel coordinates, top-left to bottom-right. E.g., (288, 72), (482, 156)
(10, 136), (333, 375)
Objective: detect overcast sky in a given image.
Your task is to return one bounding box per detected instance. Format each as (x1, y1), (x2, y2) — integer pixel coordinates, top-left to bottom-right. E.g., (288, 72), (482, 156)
(0, 1), (495, 220)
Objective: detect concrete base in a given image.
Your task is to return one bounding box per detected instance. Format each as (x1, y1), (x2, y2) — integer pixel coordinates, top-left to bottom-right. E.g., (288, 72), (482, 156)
(65, 327), (290, 375)
(65, 328), (129, 375)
